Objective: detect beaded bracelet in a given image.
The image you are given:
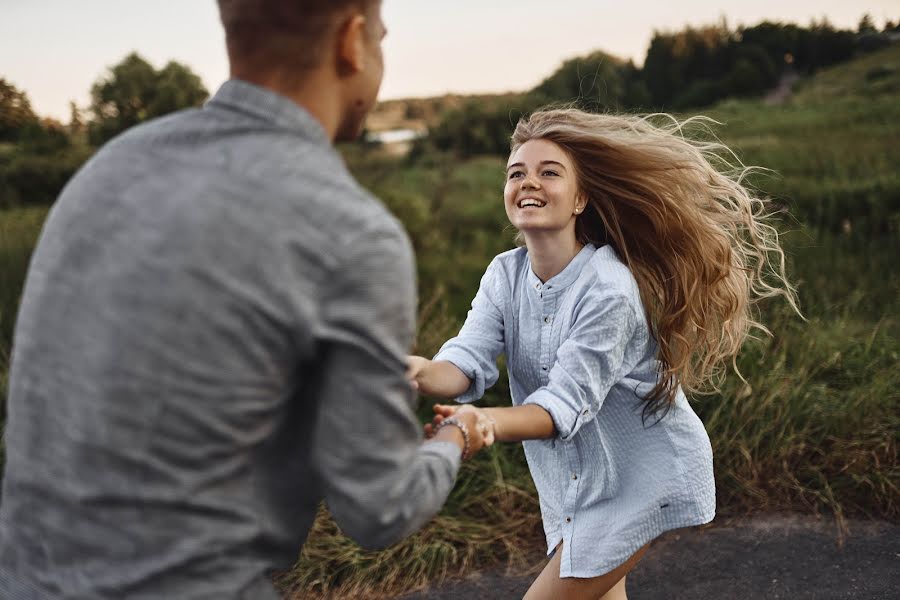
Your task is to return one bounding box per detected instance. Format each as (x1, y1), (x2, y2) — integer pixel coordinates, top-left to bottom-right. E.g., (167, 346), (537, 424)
(434, 416), (471, 460)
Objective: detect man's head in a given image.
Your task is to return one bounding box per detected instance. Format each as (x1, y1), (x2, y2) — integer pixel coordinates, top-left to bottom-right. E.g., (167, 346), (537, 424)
(218, 0), (386, 141)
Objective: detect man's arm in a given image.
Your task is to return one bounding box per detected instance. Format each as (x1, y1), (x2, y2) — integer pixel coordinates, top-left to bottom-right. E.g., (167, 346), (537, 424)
(309, 221), (474, 549)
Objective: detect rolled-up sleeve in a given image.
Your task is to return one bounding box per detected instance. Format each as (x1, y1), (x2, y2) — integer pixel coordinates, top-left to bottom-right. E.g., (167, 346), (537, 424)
(524, 294), (637, 441)
(433, 259), (505, 403)
(310, 221), (461, 549)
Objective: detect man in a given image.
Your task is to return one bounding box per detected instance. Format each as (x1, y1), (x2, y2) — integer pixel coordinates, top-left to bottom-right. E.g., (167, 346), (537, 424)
(0, 1), (485, 598)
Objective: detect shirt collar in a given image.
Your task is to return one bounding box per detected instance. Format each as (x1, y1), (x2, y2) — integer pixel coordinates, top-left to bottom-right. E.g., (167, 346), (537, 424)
(527, 243), (597, 294)
(205, 79), (331, 146)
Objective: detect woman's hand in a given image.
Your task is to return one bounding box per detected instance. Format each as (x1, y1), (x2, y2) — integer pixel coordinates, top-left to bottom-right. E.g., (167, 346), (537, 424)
(428, 404), (557, 444)
(425, 404), (496, 449)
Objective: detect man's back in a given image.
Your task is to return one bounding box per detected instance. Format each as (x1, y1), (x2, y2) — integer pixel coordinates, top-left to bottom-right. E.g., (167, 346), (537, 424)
(0, 81), (461, 599)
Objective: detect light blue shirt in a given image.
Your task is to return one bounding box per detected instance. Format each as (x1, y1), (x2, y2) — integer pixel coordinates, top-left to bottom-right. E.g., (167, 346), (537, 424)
(435, 243), (715, 577)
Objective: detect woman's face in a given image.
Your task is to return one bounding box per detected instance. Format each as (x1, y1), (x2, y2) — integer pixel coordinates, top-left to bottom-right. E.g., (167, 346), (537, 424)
(504, 139), (585, 239)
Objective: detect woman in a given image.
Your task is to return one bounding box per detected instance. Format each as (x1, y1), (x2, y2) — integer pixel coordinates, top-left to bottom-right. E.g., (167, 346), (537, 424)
(407, 108), (799, 599)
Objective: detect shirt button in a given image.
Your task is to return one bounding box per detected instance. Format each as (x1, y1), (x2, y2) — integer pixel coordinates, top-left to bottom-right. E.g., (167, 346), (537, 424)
(543, 316), (551, 324)
(565, 517), (572, 523)
(535, 283), (541, 289)
(541, 365), (548, 371)
(572, 473), (578, 480)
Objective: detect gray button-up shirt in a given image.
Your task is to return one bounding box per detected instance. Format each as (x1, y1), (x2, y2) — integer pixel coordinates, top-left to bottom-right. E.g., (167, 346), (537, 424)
(0, 80), (461, 599)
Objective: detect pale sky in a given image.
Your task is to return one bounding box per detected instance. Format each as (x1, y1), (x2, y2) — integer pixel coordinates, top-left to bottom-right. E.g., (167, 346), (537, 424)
(2, 0), (897, 121)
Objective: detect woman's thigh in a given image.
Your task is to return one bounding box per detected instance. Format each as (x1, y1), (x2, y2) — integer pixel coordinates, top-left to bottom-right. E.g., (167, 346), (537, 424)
(523, 542), (648, 600)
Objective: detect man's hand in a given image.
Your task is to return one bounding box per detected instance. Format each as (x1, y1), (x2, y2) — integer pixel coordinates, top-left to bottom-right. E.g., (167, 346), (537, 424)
(405, 355), (430, 391)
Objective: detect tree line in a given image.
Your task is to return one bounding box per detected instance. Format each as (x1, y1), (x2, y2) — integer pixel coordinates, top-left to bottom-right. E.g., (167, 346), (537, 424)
(418, 15), (898, 158)
(0, 53), (208, 208)
(1, 15), (897, 208)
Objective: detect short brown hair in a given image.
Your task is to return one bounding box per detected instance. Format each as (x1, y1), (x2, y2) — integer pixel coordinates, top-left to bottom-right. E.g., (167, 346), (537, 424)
(218, 0), (378, 75)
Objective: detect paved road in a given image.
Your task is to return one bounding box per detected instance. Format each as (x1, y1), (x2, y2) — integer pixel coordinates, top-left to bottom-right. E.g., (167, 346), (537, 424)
(396, 514), (899, 599)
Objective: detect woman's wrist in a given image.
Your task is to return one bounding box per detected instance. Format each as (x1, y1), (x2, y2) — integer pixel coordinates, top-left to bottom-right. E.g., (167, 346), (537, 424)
(482, 407), (503, 441)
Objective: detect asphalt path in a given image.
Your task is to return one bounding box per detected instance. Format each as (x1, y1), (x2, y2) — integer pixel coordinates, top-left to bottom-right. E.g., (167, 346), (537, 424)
(396, 514), (899, 599)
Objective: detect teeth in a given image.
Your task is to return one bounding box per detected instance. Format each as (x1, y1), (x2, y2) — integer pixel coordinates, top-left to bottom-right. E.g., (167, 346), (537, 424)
(518, 199), (546, 208)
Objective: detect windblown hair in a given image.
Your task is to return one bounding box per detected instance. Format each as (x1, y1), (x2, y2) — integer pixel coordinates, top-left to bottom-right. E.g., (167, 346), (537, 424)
(511, 108), (800, 417)
(218, 0), (378, 75)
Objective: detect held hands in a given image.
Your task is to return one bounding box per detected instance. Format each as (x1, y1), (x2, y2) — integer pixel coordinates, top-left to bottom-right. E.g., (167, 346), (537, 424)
(425, 404), (496, 460)
(407, 355), (494, 459)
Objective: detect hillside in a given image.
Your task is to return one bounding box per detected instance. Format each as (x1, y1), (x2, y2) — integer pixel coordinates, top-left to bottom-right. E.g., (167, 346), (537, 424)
(704, 42), (900, 235)
(366, 91), (525, 133)
(366, 41), (899, 133)
(791, 41), (900, 100)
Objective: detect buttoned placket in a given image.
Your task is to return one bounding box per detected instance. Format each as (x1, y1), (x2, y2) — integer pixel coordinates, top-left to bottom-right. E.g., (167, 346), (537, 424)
(535, 274), (582, 559)
(535, 280), (558, 453)
(561, 433), (581, 550)
(537, 282), (554, 381)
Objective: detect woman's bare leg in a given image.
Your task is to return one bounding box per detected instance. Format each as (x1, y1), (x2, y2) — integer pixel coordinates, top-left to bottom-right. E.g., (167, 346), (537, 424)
(598, 576), (627, 600)
(523, 542), (647, 600)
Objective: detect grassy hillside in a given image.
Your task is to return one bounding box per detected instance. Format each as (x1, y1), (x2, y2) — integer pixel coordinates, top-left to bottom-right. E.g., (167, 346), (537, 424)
(704, 44), (900, 235)
(0, 46), (897, 600)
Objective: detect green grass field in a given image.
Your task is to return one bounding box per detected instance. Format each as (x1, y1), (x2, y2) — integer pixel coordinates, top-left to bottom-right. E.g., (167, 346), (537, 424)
(1, 46), (898, 600)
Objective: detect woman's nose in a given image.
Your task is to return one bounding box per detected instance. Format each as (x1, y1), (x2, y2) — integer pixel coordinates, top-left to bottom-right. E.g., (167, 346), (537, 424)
(522, 174), (540, 189)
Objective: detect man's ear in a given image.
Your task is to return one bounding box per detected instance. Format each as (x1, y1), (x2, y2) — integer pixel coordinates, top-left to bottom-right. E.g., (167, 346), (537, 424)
(335, 13), (368, 74)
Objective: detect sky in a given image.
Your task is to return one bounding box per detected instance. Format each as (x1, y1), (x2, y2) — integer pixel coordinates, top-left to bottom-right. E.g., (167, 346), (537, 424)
(2, 0), (897, 122)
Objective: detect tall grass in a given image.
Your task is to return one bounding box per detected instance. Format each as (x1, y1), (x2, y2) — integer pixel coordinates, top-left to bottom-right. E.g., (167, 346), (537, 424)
(701, 230), (898, 528)
(0, 206), (48, 397)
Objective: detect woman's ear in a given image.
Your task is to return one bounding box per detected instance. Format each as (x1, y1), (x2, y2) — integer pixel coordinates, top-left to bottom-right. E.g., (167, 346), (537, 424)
(574, 194), (587, 215)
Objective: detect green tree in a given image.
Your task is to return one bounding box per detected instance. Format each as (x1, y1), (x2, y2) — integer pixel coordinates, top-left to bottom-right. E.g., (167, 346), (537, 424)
(858, 14), (877, 35)
(0, 78), (39, 141)
(428, 101), (519, 158)
(531, 51), (636, 111)
(643, 24), (733, 107)
(149, 61), (210, 117)
(88, 53), (209, 145)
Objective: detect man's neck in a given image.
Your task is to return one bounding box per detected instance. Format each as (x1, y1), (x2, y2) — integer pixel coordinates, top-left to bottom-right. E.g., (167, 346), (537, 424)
(231, 69), (343, 142)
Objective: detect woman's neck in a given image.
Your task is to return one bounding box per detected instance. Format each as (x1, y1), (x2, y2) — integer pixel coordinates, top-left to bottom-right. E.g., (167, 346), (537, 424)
(524, 232), (584, 282)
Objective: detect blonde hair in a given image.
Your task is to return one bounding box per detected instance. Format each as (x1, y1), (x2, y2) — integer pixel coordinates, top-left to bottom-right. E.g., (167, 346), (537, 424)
(511, 108), (800, 416)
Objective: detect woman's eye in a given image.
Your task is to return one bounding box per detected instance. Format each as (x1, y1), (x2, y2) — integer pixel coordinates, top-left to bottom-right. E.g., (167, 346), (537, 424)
(542, 170), (559, 177)
(508, 171), (524, 179)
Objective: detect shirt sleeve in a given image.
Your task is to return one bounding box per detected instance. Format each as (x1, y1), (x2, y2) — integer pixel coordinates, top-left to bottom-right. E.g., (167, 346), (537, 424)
(309, 221), (461, 550)
(432, 258), (505, 403)
(524, 293), (638, 442)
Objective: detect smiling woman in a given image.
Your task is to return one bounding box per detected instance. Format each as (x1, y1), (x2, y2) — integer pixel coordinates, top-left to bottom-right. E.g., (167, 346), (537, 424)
(504, 140), (587, 274)
(408, 107), (802, 599)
